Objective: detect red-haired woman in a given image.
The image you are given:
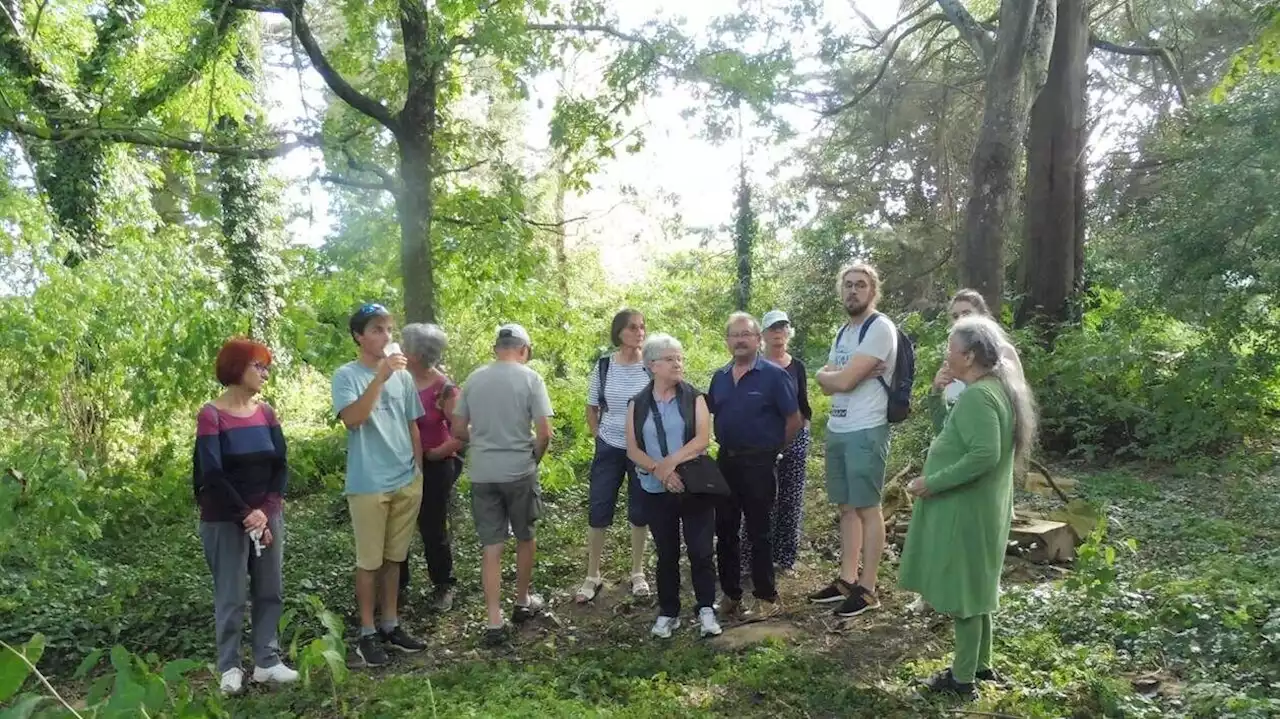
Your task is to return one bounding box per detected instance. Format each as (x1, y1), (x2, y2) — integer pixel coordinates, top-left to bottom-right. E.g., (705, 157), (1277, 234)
(194, 338), (297, 695)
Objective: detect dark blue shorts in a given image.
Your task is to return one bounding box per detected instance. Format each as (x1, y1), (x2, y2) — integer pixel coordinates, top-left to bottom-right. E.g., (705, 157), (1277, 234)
(588, 437), (645, 528)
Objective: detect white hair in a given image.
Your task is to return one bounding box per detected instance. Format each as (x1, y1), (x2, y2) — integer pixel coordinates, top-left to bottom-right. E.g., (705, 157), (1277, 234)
(950, 316), (1039, 466)
(402, 323), (448, 367)
(642, 333), (682, 367)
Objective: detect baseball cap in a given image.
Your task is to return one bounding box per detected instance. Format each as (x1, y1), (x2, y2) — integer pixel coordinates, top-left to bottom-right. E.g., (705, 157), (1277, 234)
(496, 323), (532, 347)
(761, 310), (790, 329)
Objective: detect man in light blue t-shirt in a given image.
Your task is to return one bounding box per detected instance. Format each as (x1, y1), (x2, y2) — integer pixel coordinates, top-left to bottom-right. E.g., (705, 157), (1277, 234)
(331, 303), (427, 667)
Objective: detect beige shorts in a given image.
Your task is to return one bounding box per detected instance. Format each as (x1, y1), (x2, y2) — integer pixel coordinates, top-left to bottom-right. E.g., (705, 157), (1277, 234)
(348, 474), (423, 571)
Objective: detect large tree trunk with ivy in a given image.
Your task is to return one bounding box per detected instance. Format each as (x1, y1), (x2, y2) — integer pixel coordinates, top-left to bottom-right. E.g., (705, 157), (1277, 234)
(216, 19), (281, 343)
(947, 0), (1056, 314)
(1019, 0), (1087, 328)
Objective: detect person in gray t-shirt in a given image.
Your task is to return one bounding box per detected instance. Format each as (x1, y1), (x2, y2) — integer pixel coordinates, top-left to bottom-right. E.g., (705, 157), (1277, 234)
(453, 324), (554, 644)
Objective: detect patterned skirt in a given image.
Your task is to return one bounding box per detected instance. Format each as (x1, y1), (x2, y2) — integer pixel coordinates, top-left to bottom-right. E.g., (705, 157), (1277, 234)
(741, 425), (811, 570)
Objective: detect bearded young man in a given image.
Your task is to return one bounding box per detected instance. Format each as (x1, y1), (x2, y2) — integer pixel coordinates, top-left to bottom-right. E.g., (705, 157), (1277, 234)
(809, 263), (898, 618)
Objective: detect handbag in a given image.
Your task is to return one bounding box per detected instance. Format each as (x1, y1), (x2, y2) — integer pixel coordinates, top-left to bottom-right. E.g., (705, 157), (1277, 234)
(649, 393), (730, 496)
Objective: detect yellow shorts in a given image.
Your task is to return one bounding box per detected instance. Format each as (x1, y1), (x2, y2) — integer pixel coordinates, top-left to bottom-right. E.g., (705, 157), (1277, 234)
(347, 474), (423, 571)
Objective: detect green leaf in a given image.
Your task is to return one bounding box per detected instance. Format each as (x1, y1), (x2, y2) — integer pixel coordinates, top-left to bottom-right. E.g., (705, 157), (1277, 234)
(0, 694), (47, 719)
(74, 648), (105, 680)
(161, 658), (202, 684)
(0, 635), (45, 703)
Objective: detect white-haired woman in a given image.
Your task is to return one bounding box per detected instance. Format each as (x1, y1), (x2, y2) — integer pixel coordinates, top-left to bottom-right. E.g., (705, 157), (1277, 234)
(397, 322), (465, 612)
(625, 334), (722, 639)
(898, 316), (1039, 699)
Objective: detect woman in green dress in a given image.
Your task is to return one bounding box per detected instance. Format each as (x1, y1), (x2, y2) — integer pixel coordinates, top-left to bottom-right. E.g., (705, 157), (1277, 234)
(898, 315), (1039, 698)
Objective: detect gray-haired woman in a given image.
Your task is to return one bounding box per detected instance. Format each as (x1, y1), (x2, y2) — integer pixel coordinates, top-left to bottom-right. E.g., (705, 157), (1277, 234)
(898, 316), (1039, 699)
(625, 333), (721, 639)
(396, 323), (465, 611)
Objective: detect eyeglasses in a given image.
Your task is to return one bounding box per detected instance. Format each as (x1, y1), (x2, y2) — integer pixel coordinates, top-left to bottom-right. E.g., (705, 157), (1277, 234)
(727, 331), (758, 339)
(657, 355), (684, 364)
(356, 303), (387, 317)
(251, 362), (271, 374)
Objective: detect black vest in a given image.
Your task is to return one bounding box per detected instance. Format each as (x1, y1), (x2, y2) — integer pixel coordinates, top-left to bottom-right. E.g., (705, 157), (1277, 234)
(632, 381), (699, 455)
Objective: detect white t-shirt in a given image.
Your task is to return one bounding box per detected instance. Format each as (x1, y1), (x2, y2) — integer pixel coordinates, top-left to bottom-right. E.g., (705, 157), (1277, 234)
(827, 314), (898, 433)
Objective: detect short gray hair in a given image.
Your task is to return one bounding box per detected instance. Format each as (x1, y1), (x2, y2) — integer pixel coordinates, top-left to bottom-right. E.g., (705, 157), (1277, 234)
(950, 316), (1038, 466)
(402, 323), (448, 367)
(642, 333), (682, 367)
(726, 312), (760, 335)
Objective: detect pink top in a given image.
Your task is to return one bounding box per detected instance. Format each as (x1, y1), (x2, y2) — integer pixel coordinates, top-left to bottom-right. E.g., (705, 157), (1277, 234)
(415, 377), (456, 454)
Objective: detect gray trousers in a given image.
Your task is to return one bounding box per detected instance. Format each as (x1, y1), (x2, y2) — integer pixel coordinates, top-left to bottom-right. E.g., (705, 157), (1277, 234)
(200, 513), (284, 672)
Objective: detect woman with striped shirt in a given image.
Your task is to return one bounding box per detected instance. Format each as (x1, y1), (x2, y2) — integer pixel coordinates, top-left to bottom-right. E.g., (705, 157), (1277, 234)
(194, 338), (296, 695)
(575, 309), (653, 603)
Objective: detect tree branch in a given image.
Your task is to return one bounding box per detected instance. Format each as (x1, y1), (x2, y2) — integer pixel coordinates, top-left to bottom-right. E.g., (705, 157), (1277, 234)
(231, 0), (398, 130)
(0, 114), (321, 158)
(525, 22), (657, 54)
(438, 159), (488, 175)
(934, 0), (994, 64)
(339, 145), (399, 192)
(319, 173), (393, 192)
(822, 14), (947, 116)
(1089, 34), (1187, 105)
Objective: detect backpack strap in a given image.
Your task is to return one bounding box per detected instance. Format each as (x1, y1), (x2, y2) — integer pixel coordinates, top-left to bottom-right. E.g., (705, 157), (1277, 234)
(597, 355), (612, 411)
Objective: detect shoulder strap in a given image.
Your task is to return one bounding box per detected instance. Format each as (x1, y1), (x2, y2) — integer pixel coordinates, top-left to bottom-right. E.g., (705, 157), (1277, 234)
(648, 392), (671, 459)
(857, 312), (881, 343)
(597, 355), (611, 409)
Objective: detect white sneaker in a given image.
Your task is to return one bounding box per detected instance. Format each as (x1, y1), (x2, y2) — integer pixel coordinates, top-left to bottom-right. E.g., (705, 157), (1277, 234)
(698, 607), (723, 637)
(252, 663), (299, 685)
(219, 668), (244, 695)
(650, 615), (680, 639)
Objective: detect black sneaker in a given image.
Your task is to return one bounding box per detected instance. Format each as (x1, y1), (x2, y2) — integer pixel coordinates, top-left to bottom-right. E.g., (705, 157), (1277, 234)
(512, 593), (544, 624)
(918, 668), (977, 699)
(807, 578), (853, 604)
(834, 585), (881, 617)
(379, 625), (427, 653)
(355, 634), (390, 667)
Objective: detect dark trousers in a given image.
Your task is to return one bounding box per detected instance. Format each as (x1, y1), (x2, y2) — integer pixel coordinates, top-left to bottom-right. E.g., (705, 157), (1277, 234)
(399, 456), (462, 592)
(647, 491), (717, 618)
(715, 451), (779, 601)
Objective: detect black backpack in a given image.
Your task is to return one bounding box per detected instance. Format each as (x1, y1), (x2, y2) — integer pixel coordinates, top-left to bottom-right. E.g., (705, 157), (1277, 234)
(835, 313), (916, 424)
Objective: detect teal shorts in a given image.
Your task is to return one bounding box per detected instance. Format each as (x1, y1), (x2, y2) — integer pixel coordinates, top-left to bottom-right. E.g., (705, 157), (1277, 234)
(825, 425), (891, 508)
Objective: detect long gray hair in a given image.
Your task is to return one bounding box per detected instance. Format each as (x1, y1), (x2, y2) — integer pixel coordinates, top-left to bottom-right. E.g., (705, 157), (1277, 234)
(950, 316), (1038, 466)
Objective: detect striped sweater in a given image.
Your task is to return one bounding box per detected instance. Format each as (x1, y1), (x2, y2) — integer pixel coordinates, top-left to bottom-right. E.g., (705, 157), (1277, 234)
(193, 403), (287, 522)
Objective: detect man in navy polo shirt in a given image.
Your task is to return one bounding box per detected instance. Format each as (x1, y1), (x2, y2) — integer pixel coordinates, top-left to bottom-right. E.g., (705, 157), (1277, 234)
(707, 312), (803, 619)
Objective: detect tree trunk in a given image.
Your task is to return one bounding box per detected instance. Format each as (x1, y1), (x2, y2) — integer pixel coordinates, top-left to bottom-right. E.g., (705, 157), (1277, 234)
(957, 0), (1056, 314)
(216, 18), (281, 343)
(1019, 0), (1087, 328)
(733, 163), (754, 312)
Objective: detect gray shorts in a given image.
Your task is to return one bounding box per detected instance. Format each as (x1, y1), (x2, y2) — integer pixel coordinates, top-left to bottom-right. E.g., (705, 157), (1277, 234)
(470, 473), (544, 546)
